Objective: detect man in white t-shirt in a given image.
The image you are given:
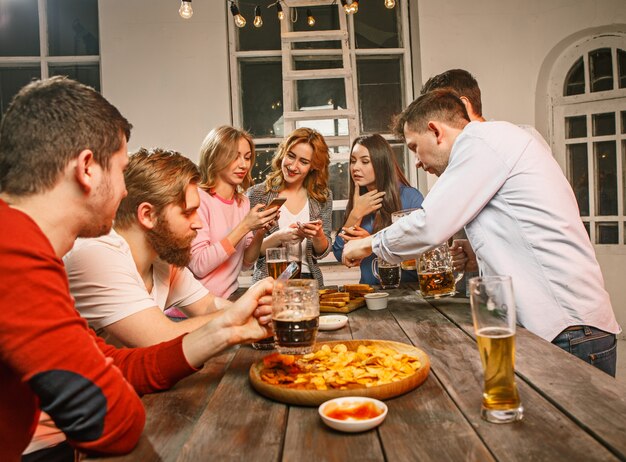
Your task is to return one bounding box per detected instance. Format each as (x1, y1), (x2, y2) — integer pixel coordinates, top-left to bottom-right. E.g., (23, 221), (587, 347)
(65, 148), (233, 347)
(343, 90), (620, 376)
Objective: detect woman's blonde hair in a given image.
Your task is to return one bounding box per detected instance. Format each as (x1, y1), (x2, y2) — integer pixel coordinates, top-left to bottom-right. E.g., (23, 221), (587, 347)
(264, 128), (330, 203)
(198, 125), (255, 203)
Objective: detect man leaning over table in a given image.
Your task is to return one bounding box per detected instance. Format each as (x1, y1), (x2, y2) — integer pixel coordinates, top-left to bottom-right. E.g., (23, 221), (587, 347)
(0, 76), (274, 462)
(342, 89), (621, 376)
(64, 147), (249, 348)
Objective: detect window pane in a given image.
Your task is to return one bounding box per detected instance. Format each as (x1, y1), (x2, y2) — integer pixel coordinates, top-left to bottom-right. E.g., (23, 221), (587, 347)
(621, 111), (626, 134)
(583, 221), (590, 237)
(354, 2), (399, 48)
(293, 59), (348, 136)
(592, 112), (615, 137)
(618, 49), (626, 89)
(564, 57), (585, 96)
(623, 140), (626, 215)
(293, 5), (340, 50)
(594, 141), (617, 216)
(237, 3), (281, 51)
(47, 0), (99, 56)
(0, 65), (41, 121)
(589, 48), (613, 93)
(240, 60), (282, 138)
(357, 57), (402, 133)
(565, 115), (586, 139)
(250, 146), (276, 185)
(567, 143), (589, 216)
(329, 161), (349, 202)
(0, 0), (40, 56)
(596, 222), (618, 244)
(49, 64), (100, 91)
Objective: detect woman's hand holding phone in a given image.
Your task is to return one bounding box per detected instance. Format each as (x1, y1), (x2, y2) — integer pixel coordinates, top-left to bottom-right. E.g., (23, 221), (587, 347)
(296, 219), (323, 239)
(340, 225), (370, 241)
(244, 203), (280, 232)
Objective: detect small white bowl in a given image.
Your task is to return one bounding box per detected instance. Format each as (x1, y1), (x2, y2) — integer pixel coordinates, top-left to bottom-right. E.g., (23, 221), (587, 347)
(364, 292), (389, 310)
(318, 315), (348, 331)
(319, 397), (388, 433)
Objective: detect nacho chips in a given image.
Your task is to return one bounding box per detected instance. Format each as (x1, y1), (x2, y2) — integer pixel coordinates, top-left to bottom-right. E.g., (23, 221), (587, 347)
(259, 343), (421, 390)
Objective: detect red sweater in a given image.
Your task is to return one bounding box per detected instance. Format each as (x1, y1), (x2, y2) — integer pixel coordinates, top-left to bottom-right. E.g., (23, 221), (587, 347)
(0, 200), (197, 461)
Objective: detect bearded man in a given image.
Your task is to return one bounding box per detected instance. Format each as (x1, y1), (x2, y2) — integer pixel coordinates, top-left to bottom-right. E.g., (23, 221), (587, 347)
(64, 148), (234, 348)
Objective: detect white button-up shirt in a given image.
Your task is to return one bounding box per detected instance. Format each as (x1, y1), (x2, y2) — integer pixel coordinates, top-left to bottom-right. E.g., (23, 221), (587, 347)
(373, 121), (621, 341)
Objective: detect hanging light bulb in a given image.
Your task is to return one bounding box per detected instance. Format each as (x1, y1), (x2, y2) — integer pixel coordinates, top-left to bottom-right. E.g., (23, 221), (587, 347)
(306, 8), (315, 26)
(346, 0), (359, 14)
(178, 0), (193, 19)
(384, 0), (396, 8)
(253, 5), (263, 27)
(230, 2), (246, 28)
(276, 2), (284, 20)
(340, 0), (349, 13)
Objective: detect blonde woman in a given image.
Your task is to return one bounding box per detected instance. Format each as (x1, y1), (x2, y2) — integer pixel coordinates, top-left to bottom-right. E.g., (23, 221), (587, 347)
(187, 126), (279, 298)
(247, 127), (332, 286)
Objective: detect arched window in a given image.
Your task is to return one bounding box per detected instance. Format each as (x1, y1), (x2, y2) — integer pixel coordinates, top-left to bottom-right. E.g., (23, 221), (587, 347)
(552, 33), (626, 245)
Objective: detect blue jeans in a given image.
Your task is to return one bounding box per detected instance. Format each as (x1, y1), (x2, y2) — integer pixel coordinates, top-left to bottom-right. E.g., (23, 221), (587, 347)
(551, 326), (617, 377)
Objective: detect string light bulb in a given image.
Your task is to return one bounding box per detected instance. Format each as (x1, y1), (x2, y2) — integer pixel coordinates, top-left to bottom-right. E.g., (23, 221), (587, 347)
(178, 0), (193, 19)
(306, 8), (315, 26)
(346, 0), (359, 14)
(253, 5), (263, 28)
(384, 0), (396, 8)
(340, 0), (349, 13)
(230, 2), (246, 28)
(276, 2), (284, 20)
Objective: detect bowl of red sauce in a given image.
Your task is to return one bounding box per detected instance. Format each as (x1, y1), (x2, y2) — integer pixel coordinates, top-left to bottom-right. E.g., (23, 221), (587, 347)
(318, 397), (388, 432)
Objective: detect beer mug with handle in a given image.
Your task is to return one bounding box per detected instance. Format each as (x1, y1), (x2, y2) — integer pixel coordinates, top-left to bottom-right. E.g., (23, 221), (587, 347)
(417, 243), (464, 298)
(469, 275), (523, 423)
(371, 258), (401, 289)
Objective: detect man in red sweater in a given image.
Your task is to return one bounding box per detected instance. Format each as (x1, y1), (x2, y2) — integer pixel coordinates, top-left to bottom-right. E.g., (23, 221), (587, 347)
(0, 77), (274, 462)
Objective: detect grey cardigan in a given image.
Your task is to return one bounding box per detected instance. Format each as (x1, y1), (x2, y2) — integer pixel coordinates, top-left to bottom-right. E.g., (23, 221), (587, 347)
(247, 182), (333, 287)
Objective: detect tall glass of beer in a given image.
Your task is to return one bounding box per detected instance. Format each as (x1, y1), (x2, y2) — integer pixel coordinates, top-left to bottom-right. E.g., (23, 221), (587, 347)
(391, 208), (421, 271)
(469, 275), (523, 423)
(272, 279), (319, 355)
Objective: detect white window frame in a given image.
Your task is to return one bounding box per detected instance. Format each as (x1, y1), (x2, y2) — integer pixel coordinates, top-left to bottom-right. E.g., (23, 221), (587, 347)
(551, 33), (626, 252)
(0, 0), (100, 87)
(227, 1), (417, 240)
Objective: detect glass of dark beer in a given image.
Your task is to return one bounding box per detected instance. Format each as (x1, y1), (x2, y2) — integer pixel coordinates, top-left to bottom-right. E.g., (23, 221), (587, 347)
(371, 258), (401, 289)
(272, 279), (319, 354)
(417, 243), (464, 298)
(469, 275), (523, 424)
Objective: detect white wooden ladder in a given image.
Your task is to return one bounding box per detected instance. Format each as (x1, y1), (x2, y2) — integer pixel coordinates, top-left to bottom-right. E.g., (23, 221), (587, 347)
(280, 0), (357, 146)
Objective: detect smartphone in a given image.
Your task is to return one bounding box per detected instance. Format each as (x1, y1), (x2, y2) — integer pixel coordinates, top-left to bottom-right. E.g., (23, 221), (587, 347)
(265, 197), (287, 210)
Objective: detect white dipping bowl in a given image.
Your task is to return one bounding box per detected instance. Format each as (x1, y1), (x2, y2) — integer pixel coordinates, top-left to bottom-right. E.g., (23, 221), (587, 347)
(318, 315), (348, 331)
(364, 292), (389, 310)
(319, 397), (388, 433)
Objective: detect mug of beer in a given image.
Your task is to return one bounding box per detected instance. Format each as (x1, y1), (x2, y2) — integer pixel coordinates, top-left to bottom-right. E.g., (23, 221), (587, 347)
(391, 208), (420, 270)
(417, 243), (464, 298)
(272, 279), (319, 355)
(371, 258), (401, 289)
(469, 275), (523, 424)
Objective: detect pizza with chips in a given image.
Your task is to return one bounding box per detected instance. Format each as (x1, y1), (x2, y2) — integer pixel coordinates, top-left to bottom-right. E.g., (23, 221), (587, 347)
(259, 342), (422, 391)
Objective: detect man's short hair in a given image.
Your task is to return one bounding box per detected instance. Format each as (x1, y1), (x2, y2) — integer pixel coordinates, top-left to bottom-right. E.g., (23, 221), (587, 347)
(392, 90), (470, 138)
(114, 148), (200, 229)
(0, 76), (132, 196)
(420, 69), (482, 117)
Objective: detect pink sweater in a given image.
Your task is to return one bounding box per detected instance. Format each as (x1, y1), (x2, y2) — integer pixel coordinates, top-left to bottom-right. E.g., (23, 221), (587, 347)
(188, 189), (253, 298)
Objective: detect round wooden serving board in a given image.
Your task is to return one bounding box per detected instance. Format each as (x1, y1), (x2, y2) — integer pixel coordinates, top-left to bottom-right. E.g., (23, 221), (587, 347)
(249, 339), (430, 406)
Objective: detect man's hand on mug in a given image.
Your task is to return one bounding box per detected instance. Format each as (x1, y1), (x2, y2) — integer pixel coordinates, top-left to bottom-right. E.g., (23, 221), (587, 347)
(342, 235), (373, 268)
(450, 239), (479, 273)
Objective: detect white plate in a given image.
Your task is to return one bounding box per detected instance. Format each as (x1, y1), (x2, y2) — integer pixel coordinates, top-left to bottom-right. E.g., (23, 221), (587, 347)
(319, 397), (388, 432)
(318, 315), (348, 331)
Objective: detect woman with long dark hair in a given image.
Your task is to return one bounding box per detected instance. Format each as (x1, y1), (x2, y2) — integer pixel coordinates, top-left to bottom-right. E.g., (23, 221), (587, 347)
(333, 134), (423, 284)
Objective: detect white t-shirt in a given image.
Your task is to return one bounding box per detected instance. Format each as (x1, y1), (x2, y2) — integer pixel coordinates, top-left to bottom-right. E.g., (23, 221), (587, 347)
(373, 121), (621, 341)
(64, 229), (208, 331)
(278, 201), (311, 274)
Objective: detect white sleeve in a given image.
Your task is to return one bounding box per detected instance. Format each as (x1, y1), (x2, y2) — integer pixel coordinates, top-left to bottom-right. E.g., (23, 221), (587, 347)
(372, 133), (513, 263)
(65, 242), (159, 330)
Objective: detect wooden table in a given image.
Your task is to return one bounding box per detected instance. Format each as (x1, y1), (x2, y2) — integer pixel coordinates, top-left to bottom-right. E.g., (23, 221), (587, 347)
(91, 285), (626, 461)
